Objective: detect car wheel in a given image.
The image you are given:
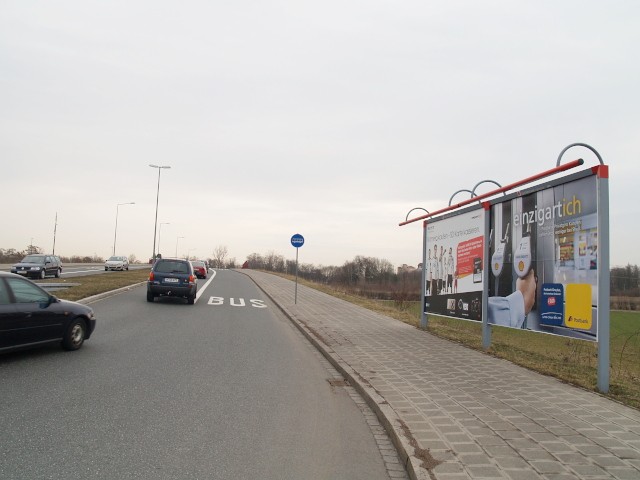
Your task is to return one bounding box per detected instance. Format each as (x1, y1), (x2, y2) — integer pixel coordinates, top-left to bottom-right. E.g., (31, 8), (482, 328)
(187, 294), (195, 305)
(147, 292), (155, 302)
(62, 318), (87, 351)
(40, 269), (46, 279)
(55, 268), (61, 278)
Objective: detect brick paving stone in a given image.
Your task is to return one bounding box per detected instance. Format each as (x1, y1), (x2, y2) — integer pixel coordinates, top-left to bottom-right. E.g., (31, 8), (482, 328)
(569, 464), (609, 477)
(544, 474), (582, 480)
(530, 460), (568, 474)
(483, 445), (519, 457)
(553, 453), (592, 465)
(433, 462), (466, 474)
(458, 453), (493, 465)
(539, 441), (575, 453)
(466, 465), (506, 478)
(605, 467), (640, 479)
(504, 470), (544, 480)
(494, 456), (530, 469)
(520, 449), (557, 461)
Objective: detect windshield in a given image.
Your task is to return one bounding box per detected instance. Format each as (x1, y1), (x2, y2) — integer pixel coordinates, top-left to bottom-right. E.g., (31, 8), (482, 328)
(21, 255), (46, 263)
(155, 260), (189, 274)
(108, 256), (123, 261)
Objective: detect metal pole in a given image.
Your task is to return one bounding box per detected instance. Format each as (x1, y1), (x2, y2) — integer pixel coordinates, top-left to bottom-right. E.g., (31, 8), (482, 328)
(114, 202), (134, 256)
(152, 168), (161, 260)
(113, 204), (120, 256)
(420, 220), (428, 329)
(482, 203), (492, 350)
(52, 212), (57, 255)
(175, 236), (183, 258)
(149, 164), (170, 260)
(295, 247), (299, 304)
(597, 165), (610, 393)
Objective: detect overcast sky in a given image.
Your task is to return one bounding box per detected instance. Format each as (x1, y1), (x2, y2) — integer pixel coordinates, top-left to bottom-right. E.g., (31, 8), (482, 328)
(1, 1), (638, 268)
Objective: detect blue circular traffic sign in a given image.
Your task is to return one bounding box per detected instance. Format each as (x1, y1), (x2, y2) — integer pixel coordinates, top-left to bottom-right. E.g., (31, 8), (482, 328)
(291, 234), (305, 248)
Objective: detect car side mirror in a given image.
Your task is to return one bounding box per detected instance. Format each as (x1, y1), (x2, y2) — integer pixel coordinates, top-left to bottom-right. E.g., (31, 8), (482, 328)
(46, 295), (59, 306)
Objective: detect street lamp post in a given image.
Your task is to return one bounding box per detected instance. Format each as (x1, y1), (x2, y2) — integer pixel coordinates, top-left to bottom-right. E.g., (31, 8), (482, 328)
(113, 202), (135, 256)
(157, 222), (170, 258)
(175, 236), (184, 258)
(149, 164), (171, 261)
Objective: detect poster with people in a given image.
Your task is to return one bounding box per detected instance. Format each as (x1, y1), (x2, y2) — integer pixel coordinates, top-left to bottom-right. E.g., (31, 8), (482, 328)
(488, 175), (598, 341)
(424, 208), (485, 321)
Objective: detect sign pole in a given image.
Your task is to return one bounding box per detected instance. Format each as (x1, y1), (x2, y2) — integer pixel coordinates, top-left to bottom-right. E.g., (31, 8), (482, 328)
(290, 233), (305, 305)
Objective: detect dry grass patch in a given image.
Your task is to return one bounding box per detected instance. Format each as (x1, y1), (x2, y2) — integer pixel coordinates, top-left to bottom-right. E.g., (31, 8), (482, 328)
(41, 269), (150, 302)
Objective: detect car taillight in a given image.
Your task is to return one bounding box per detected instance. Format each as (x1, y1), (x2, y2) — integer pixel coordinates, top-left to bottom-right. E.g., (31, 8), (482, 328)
(149, 271), (155, 281)
(189, 275), (195, 283)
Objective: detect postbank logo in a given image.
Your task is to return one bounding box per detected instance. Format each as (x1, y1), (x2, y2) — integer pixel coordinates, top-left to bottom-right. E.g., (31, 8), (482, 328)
(565, 283), (592, 330)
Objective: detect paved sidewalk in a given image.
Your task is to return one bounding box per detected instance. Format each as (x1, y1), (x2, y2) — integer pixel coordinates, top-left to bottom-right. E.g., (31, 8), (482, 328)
(240, 270), (640, 480)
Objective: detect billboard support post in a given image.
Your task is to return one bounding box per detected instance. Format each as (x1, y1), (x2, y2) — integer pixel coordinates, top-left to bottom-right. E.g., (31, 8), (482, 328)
(557, 143), (608, 393)
(597, 166), (610, 393)
(421, 220), (428, 329)
(482, 202), (492, 350)
(405, 208), (430, 329)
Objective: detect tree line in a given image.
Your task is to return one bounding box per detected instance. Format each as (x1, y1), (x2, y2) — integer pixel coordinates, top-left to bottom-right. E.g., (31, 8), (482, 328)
(3, 244), (640, 300)
(244, 251), (420, 302)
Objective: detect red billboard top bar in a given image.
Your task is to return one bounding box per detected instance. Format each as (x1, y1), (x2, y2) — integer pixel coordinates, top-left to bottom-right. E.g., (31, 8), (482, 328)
(399, 158), (585, 226)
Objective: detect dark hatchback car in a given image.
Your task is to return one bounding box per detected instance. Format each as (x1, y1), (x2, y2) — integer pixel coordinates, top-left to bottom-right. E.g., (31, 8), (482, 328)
(147, 258), (198, 304)
(11, 254), (62, 279)
(0, 272), (96, 353)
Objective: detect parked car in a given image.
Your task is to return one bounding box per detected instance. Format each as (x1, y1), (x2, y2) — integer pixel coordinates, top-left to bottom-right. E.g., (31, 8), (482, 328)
(11, 254), (62, 279)
(105, 255), (130, 271)
(191, 260), (207, 279)
(0, 271), (96, 353)
(147, 258), (197, 304)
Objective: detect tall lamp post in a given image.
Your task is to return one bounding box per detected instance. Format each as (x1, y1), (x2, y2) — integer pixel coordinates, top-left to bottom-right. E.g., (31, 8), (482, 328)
(157, 222), (170, 258)
(149, 164), (171, 261)
(175, 236), (184, 258)
(113, 202), (135, 256)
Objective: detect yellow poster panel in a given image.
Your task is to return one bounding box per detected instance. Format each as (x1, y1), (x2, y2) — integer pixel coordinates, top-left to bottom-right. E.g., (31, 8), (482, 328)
(565, 284), (592, 330)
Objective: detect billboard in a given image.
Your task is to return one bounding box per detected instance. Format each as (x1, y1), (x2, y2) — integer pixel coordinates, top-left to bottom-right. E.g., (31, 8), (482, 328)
(488, 174), (598, 340)
(425, 208), (485, 321)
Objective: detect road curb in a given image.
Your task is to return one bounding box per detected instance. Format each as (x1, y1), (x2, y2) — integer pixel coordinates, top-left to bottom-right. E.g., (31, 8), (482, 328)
(78, 282), (146, 305)
(238, 270), (430, 480)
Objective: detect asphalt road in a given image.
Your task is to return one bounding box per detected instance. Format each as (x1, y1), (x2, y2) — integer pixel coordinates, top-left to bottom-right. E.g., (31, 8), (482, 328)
(0, 269), (391, 480)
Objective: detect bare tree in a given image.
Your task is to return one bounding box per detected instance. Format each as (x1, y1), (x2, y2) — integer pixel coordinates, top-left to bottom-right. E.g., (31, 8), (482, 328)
(212, 245), (229, 268)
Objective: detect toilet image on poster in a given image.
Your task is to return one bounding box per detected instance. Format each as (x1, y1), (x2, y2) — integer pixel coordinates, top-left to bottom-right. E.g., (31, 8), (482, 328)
(424, 208), (485, 322)
(488, 175), (598, 341)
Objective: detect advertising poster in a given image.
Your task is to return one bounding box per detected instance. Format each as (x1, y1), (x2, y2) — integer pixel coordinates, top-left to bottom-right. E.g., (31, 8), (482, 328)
(488, 175), (598, 341)
(424, 208), (485, 321)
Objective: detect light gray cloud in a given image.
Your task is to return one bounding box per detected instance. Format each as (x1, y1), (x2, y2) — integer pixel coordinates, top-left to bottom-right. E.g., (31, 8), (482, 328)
(1, 0), (638, 267)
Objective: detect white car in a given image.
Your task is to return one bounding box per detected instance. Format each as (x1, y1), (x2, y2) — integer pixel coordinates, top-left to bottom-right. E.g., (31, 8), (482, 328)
(105, 256), (130, 271)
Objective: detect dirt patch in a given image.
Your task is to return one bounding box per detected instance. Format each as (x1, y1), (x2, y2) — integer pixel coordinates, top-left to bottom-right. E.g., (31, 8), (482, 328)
(399, 420), (443, 474)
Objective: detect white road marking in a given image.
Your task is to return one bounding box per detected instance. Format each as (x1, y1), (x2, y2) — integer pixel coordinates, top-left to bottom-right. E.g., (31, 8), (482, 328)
(194, 269), (217, 303)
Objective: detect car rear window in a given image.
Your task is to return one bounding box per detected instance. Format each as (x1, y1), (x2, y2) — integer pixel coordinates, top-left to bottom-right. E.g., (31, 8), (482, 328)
(155, 260), (190, 274)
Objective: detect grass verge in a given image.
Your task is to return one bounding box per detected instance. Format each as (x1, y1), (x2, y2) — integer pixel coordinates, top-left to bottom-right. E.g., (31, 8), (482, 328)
(41, 269), (150, 302)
